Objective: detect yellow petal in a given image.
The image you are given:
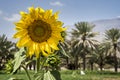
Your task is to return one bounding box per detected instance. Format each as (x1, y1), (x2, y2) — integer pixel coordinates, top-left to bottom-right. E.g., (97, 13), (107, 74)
(34, 43), (41, 58)
(44, 42), (51, 53)
(43, 9), (52, 19)
(53, 11), (59, 19)
(52, 21), (63, 26)
(52, 33), (63, 41)
(35, 8), (40, 19)
(20, 11), (27, 17)
(48, 11), (59, 22)
(38, 7), (44, 13)
(42, 50), (48, 57)
(52, 27), (65, 32)
(16, 35), (30, 48)
(35, 7), (42, 19)
(29, 7), (36, 18)
(28, 46), (34, 58)
(39, 42), (45, 51)
(15, 21), (28, 29)
(47, 38), (59, 50)
(13, 30), (27, 38)
(29, 7), (35, 13)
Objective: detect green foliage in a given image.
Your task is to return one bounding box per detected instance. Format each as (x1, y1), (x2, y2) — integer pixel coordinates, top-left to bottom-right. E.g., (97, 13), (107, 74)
(58, 42), (70, 58)
(33, 54), (62, 80)
(0, 34), (15, 70)
(12, 48), (26, 73)
(46, 54), (60, 68)
(44, 71), (56, 80)
(1, 70), (120, 80)
(5, 59), (14, 73)
(104, 28), (120, 72)
(71, 22), (96, 38)
(34, 70), (45, 80)
(50, 70), (61, 80)
(105, 28), (120, 42)
(61, 31), (67, 39)
(34, 70), (61, 80)
(70, 22), (99, 70)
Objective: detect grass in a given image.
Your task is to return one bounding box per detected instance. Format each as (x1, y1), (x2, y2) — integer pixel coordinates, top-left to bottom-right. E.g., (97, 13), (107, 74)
(0, 70), (120, 80)
(61, 70), (120, 80)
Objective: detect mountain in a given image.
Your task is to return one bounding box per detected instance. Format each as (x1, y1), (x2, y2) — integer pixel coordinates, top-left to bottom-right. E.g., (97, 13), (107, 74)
(93, 17), (120, 32)
(67, 18), (120, 41)
(92, 18), (120, 41)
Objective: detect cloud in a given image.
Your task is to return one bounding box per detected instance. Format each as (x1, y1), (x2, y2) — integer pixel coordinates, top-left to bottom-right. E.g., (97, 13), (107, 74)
(4, 14), (20, 22)
(0, 10), (3, 15)
(50, 1), (64, 6)
(117, 16), (120, 18)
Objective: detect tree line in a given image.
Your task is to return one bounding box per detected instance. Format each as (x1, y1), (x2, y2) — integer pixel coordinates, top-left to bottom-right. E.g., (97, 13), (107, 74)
(62, 22), (120, 72)
(0, 21), (120, 73)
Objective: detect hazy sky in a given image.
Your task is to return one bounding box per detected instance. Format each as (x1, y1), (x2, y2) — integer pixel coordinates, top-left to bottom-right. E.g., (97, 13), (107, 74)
(0, 0), (120, 39)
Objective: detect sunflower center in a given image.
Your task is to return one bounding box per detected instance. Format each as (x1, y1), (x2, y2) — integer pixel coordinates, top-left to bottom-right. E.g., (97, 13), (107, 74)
(34, 27), (45, 37)
(28, 20), (52, 43)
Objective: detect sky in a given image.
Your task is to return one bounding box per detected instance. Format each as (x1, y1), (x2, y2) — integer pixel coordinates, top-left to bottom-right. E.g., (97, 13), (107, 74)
(0, 0), (120, 40)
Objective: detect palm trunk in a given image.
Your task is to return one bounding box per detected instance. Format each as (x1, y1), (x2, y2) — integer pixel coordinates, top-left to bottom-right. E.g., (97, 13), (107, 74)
(66, 57), (69, 65)
(100, 62), (103, 71)
(82, 38), (86, 71)
(90, 63), (93, 71)
(100, 57), (103, 71)
(74, 55), (78, 69)
(114, 44), (118, 72)
(83, 54), (86, 70)
(114, 55), (118, 72)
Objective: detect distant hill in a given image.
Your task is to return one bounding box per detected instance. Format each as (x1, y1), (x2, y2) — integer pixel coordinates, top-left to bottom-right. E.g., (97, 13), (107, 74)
(67, 18), (120, 41)
(93, 17), (120, 32)
(92, 18), (120, 41)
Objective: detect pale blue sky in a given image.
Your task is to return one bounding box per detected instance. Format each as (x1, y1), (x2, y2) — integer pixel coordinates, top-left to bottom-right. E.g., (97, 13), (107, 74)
(0, 0), (120, 39)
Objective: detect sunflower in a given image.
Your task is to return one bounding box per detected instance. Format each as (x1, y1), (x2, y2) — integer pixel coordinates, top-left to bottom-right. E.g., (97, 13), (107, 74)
(13, 7), (65, 58)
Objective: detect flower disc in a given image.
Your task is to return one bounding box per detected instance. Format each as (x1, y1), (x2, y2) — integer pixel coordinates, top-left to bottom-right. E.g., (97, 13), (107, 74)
(28, 20), (52, 43)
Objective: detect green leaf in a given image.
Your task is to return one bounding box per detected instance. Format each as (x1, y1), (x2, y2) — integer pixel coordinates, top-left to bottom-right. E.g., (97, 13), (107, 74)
(44, 71), (56, 80)
(50, 70), (61, 80)
(58, 44), (69, 58)
(12, 47), (26, 73)
(34, 70), (44, 80)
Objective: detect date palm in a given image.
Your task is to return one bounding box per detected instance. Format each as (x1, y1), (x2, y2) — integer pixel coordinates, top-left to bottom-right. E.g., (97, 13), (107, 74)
(96, 42), (110, 71)
(105, 28), (120, 72)
(71, 22), (99, 70)
(0, 34), (15, 70)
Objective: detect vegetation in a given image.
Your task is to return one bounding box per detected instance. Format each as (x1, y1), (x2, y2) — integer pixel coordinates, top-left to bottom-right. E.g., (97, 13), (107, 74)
(105, 28), (120, 72)
(71, 22), (99, 70)
(0, 34), (17, 70)
(0, 70), (120, 80)
(0, 21), (120, 79)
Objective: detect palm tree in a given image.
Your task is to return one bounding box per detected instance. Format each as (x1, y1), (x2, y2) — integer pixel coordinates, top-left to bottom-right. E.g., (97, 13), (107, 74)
(58, 41), (71, 64)
(88, 50), (98, 71)
(95, 42), (110, 71)
(0, 34), (15, 70)
(71, 22), (99, 70)
(70, 40), (81, 69)
(105, 28), (120, 72)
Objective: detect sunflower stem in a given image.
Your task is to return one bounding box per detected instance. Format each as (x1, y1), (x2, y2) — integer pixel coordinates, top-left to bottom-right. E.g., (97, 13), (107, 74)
(21, 65), (32, 80)
(36, 55), (40, 73)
